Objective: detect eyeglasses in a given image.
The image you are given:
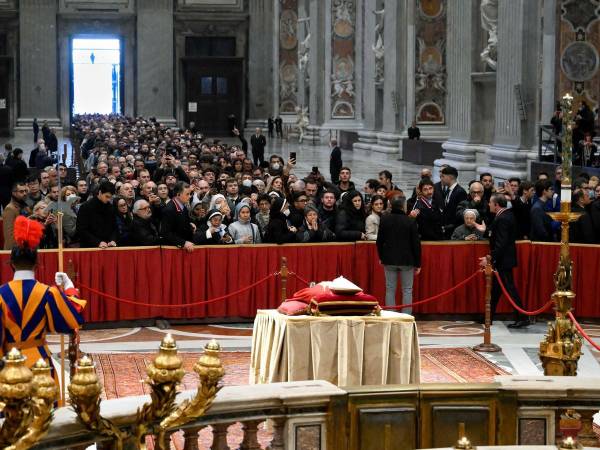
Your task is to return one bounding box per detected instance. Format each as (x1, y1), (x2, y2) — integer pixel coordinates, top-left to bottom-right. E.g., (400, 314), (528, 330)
(138, 206), (150, 211)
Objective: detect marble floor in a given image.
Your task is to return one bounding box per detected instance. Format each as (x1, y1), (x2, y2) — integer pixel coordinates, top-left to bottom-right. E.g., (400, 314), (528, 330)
(1, 135), (428, 193)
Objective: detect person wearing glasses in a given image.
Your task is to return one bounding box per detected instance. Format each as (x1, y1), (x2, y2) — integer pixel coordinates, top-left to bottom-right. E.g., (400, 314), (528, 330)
(131, 199), (161, 246)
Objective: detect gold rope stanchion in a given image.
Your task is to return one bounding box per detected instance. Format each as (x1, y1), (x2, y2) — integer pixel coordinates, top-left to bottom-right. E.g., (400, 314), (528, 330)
(280, 257), (288, 303)
(473, 256), (501, 353)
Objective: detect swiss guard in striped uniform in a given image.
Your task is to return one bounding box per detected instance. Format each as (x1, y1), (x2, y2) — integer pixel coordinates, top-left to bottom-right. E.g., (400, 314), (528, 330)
(0, 216), (86, 376)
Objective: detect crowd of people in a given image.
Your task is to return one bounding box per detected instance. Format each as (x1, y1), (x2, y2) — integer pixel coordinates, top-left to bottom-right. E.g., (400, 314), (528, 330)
(1, 114), (600, 252)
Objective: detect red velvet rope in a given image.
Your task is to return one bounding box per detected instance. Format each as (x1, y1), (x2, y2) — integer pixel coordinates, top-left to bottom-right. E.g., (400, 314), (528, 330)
(290, 271), (311, 286)
(78, 272), (277, 308)
(568, 311), (600, 352)
(382, 270), (483, 310)
(493, 271), (553, 316)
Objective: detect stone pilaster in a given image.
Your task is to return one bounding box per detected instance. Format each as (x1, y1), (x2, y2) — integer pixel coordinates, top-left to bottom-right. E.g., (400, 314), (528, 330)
(435, 0), (479, 182)
(137, 0), (175, 125)
(480, 0), (540, 180)
(541, 0), (557, 126)
(17, 0), (60, 130)
(247, 0), (274, 127)
(305, 0), (327, 144)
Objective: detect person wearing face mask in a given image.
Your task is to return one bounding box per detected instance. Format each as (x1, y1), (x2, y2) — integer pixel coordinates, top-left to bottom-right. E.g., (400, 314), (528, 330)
(45, 186), (79, 244)
(263, 197), (297, 244)
(131, 199), (161, 246)
(228, 203), (261, 244)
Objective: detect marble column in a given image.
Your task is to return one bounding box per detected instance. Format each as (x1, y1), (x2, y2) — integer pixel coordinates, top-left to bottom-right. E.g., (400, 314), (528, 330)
(305, 0), (326, 143)
(435, 0), (480, 182)
(17, 0), (60, 130)
(247, 0), (274, 130)
(376, 0), (405, 152)
(480, 0), (541, 180)
(354, 0), (381, 150)
(136, 0), (175, 125)
(540, 0), (557, 125)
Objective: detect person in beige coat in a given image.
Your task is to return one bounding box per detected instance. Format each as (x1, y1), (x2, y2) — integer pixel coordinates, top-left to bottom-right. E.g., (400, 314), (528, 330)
(365, 194), (386, 240)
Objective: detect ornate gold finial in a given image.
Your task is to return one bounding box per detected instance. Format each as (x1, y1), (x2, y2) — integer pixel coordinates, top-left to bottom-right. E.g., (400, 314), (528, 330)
(559, 436), (582, 450)
(157, 340), (225, 450)
(71, 338), (225, 450)
(454, 436), (475, 450)
(69, 355), (126, 450)
(0, 351), (57, 450)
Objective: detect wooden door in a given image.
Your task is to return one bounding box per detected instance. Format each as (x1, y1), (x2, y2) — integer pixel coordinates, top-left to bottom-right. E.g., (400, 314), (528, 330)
(184, 58), (243, 136)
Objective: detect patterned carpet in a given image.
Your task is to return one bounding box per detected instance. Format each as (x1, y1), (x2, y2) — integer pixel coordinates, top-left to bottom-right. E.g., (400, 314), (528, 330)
(91, 348), (507, 450)
(90, 347), (507, 400)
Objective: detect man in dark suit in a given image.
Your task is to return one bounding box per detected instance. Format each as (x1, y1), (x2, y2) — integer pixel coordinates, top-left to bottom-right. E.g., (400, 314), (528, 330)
(409, 178), (444, 240)
(250, 128), (267, 166)
(329, 139), (342, 184)
(439, 166), (467, 238)
(377, 196), (421, 312)
(512, 181), (534, 239)
(160, 181), (195, 252)
(480, 193), (529, 328)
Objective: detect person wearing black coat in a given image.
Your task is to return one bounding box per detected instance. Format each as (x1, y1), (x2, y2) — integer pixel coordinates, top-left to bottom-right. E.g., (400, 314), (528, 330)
(33, 118), (39, 143)
(439, 166), (468, 239)
(410, 179), (444, 240)
(263, 197), (297, 244)
(250, 128), (267, 166)
(481, 194), (529, 328)
(377, 197), (421, 312)
(329, 139), (342, 184)
(0, 157), (13, 208)
(76, 181), (118, 248)
(159, 182), (195, 251)
(131, 200), (162, 246)
(335, 190), (366, 242)
(296, 204), (336, 243)
(5, 149), (29, 183)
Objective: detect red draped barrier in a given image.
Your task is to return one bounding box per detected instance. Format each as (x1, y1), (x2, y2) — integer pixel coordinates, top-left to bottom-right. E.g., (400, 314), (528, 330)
(1, 241), (599, 322)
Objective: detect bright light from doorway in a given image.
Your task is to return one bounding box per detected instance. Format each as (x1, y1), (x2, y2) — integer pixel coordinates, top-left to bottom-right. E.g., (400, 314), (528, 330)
(72, 38), (121, 115)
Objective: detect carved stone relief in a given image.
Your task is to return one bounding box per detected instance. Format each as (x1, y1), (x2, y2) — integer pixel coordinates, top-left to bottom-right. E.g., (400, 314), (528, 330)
(279, 0), (298, 114)
(331, 0), (356, 119)
(557, 0), (600, 112)
(415, 0), (446, 124)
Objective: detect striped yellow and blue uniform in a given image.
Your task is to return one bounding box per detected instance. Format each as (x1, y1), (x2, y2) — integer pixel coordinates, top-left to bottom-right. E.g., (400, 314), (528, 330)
(0, 279), (86, 372)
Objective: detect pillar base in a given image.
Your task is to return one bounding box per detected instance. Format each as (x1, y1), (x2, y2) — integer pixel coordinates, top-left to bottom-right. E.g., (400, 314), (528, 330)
(353, 131), (401, 156)
(473, 342), (502, 353)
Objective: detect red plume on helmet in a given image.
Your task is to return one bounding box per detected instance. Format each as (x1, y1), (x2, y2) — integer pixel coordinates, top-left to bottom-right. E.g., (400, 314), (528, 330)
(13, 216), (44, 249)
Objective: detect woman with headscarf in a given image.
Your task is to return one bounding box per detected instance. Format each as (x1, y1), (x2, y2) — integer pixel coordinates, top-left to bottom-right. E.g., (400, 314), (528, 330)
(451, 209), (486, 241)
(335, 190), (367, 241)
(296, 204), (336, 243)
(189, 197), (207, 229)
(263, 197), (297, 244)
(194, 209), (233, 245)
(228, 203), (262, 244)
(208, 193), (232, 225)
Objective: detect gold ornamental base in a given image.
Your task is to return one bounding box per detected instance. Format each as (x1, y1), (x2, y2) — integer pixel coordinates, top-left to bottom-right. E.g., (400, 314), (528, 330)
(539, 290), (582, 376)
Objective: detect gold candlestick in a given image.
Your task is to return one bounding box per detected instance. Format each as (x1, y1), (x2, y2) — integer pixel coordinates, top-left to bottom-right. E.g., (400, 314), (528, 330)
(539, 93), (583, 376)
